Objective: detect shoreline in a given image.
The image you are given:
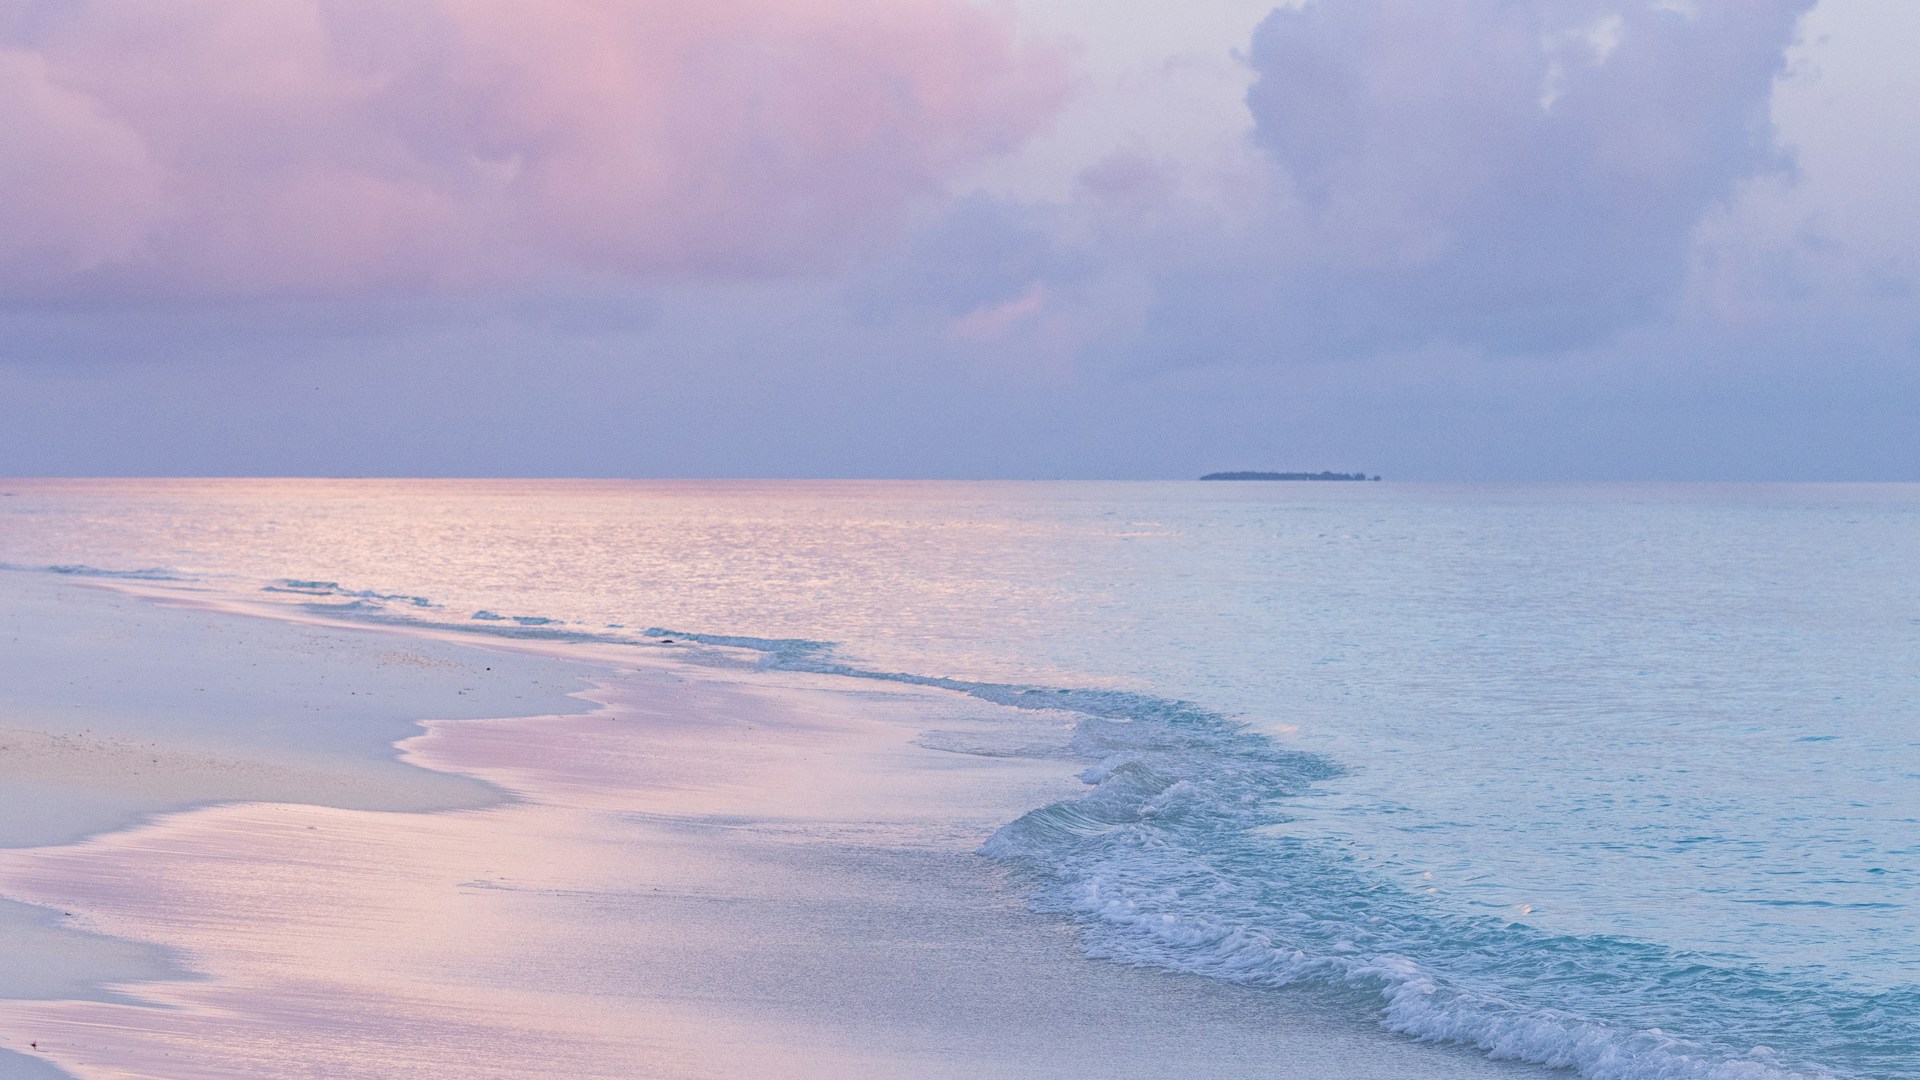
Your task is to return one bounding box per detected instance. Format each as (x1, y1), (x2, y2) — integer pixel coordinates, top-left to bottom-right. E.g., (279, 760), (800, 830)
(0, 573), (601, 1079)
(0, 572), (1545, 1079)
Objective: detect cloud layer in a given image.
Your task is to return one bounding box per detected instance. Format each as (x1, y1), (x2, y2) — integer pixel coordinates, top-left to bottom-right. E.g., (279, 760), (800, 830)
(1143, 0), (1815, 362)
(0, 0), (1067, 298)
(4, 0), (1911, 482)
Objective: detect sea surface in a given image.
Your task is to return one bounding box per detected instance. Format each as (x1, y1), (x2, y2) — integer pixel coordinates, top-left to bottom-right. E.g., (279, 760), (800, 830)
(1, 478), (1915, 1080)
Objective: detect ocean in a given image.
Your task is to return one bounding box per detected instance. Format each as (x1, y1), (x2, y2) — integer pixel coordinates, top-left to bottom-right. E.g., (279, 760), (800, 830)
(1, 478), (1914, 1080)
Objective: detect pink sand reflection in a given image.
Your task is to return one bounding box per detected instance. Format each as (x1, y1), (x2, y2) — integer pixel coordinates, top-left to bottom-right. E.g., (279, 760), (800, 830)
(0, 661), (1077, 1079)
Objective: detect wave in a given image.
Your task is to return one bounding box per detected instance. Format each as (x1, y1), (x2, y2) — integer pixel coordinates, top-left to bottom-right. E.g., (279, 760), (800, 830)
(977, 719), (1901, 1080)
(262, 579), (435, 607)
(14, 563), (1902, 1080)
(1, 561), (187, 582)
(554, 626), (1902, 1080)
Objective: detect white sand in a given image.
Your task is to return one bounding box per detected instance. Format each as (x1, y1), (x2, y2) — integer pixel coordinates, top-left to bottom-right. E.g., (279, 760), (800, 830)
(0, 573), (595, 849)
(0, 573), (593, 1076)
(0, 575), (1545, 1079)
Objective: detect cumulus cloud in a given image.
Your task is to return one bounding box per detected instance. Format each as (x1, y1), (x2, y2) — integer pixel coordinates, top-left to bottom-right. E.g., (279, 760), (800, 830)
(0, 0), (1068, 299)
(1143, 0), (1815, 362)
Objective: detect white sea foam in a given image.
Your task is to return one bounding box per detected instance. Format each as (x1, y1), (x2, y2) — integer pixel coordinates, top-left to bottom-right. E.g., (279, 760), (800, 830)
(978, 698), (1882, 1080)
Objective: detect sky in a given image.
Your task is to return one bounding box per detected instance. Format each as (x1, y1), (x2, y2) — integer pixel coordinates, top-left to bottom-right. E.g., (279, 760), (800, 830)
(0, 0), (1914, 480)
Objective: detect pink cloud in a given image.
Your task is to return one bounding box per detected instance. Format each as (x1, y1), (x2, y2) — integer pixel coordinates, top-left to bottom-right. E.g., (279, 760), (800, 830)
(0, 0), (1068, 298)
(0, 48), (165, 284)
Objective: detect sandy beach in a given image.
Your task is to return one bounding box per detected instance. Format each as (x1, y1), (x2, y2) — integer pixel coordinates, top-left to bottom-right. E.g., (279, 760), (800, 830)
(0, 573), (1552, 1079)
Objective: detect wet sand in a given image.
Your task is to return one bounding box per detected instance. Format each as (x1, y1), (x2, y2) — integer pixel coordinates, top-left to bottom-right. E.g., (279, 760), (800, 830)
(0, 576), (1545, 1079)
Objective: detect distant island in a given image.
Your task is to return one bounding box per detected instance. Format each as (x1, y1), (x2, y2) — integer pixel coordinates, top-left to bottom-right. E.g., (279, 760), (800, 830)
(1200, 471), (1380, 481)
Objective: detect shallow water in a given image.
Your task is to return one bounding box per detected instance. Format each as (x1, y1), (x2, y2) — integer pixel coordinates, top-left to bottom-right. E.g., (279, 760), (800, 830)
(2, 479), (1915, 1079)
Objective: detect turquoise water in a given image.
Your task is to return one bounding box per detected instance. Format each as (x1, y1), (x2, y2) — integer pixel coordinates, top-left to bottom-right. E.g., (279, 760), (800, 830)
(2, 479), (1915, 1079)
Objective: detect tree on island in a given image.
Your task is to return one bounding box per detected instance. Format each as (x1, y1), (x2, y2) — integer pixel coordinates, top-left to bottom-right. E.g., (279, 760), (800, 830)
(1199, 471), (1380, 481)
